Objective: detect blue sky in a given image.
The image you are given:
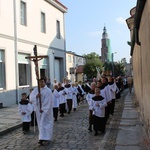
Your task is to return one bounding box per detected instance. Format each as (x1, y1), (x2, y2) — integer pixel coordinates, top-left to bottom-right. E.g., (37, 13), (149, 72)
(60, 0), (136, 63)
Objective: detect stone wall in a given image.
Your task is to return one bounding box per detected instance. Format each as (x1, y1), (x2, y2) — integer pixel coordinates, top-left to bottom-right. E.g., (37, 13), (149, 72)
(132, 0), (150, 136)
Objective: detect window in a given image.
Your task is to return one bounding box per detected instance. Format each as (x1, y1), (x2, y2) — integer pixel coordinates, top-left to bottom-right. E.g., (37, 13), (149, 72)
(0, 50), (5, 89)
(41, 12), (46, 33)
(68, 55), (71, 63)
(78, 57), (82, 63)
(56, 20), (60, 39)
(39, 58), (48, 78)
(20, 1), (27, 25)
(73, 56), (75, 63)
(18, 53), (30, 86)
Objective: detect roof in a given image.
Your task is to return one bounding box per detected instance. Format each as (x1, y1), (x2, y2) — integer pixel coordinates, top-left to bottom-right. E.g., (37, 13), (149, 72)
(55, 0), (68, 10)
(45, 0), (68, 13)
(66, 51), (85, 58)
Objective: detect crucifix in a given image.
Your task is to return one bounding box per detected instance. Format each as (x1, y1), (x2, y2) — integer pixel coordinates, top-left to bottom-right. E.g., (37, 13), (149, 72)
(25, 45), (48, 109)
(96, 66), (101, 80)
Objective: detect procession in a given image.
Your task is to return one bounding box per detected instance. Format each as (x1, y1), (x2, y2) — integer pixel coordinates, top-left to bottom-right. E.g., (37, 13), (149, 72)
(18, 72), (125, 146)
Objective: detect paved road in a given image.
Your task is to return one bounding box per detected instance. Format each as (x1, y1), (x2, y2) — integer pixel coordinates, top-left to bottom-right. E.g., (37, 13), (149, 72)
(0, 103), (106, 150)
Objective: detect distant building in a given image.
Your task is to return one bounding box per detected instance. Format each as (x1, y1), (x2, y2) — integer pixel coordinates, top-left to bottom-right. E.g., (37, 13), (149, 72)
(101, 26), (112, 62)
(66, 51), (85, 83)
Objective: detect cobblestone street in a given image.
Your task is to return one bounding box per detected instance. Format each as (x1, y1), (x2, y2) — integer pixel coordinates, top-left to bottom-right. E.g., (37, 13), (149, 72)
(1, 90), (148, 150)
(0, 102), (105, 150)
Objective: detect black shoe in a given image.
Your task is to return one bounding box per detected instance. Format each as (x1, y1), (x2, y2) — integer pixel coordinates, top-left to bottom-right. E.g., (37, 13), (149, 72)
(88, 127), (92, 132)
(64, 110), (67, 113)
(30, 123), (34, 126)
(101, 131), (106, 134)
(94, 132), (98, 136)
(38, 140), (44, 145)
(60, 114), (64, 117)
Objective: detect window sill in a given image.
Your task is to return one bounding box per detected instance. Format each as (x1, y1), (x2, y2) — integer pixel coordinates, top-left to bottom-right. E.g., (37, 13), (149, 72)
(19, 85), (30, 89)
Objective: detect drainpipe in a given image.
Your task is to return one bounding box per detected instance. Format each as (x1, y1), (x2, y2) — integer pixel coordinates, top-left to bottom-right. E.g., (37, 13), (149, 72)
(134, 0), (146, 46)
(13, 0), (19, 104)
(63, 13), (66, 77)
(131, 0), (146, 56)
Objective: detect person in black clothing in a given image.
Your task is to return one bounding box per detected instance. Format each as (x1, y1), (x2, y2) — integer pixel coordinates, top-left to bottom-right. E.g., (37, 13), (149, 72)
(116, 76), (123, 99)
(77, 81), (85, 104)
(84, 80), (91, 94)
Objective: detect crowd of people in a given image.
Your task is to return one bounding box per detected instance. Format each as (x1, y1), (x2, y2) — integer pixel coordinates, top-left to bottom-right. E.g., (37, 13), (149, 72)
(18, 75), (132, 145)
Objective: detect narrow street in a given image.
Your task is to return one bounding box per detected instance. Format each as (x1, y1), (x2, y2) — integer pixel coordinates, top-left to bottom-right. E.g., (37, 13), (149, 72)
(1, 90), (147, 150)
(0, 102), (105, 150)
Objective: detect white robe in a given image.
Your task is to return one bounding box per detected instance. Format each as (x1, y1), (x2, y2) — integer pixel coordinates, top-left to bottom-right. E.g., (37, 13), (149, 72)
(30, 85), (53, 141)
(86, 92), (95, 110)
(104, 85), (112, 102)
(58, 88), (66, 104)
(91, 98), (107, 117)
(18, 102), (33, 122)
(52, 89), (60, 108)
(64, 85), (73, 99)
(108, 82), (117, 100)
(100, 88), (109, 103)
(72, 86), (78, 109)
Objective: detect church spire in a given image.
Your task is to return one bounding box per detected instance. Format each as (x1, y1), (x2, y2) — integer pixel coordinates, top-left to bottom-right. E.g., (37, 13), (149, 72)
(102, 26), (108, 39)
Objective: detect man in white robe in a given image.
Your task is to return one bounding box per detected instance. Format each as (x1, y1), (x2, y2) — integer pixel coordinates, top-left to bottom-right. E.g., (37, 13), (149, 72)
(30, 78), (53, 145)
(107, 76), (118, 115)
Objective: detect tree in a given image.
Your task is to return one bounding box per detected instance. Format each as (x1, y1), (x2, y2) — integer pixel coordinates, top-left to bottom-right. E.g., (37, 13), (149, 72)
(83, 52), (103, 79)
(83, 59), (103, 79)
(83, 52), (100, 60)
(114, 62), (125, 77)
(103, 62), (112, 75)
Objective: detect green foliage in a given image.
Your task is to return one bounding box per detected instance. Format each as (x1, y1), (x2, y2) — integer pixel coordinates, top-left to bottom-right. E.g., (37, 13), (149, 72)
(83, 52), (100, 60)
(114, 62), (125, 76)
(83, 53), (103, 79)
(102, 61), (126, 77)
(103, 62), (112, 71)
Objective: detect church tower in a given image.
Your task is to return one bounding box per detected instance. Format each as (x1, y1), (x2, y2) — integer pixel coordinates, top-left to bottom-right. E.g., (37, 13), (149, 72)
(101, 26), (111, 62)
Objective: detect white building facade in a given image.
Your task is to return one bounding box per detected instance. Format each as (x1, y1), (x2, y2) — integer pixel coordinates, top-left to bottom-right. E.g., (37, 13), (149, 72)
(0, 0), (67, 107)
(66, 51), (85, 83)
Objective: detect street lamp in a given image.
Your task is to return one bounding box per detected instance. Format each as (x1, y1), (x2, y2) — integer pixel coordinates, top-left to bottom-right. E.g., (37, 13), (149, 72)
(111, 52), (117, 77)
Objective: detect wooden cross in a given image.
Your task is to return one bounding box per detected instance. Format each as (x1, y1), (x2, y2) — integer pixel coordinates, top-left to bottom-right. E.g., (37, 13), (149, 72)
(25, 45), (48, 109)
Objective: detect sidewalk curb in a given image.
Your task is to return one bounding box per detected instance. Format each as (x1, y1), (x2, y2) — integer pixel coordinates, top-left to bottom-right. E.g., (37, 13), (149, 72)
(0, 123), (22, 136)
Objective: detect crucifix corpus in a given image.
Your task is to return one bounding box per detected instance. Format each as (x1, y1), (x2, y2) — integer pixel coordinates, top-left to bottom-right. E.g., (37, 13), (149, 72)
(96, 66), (101, 80)
(25, 45), (48, 109)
